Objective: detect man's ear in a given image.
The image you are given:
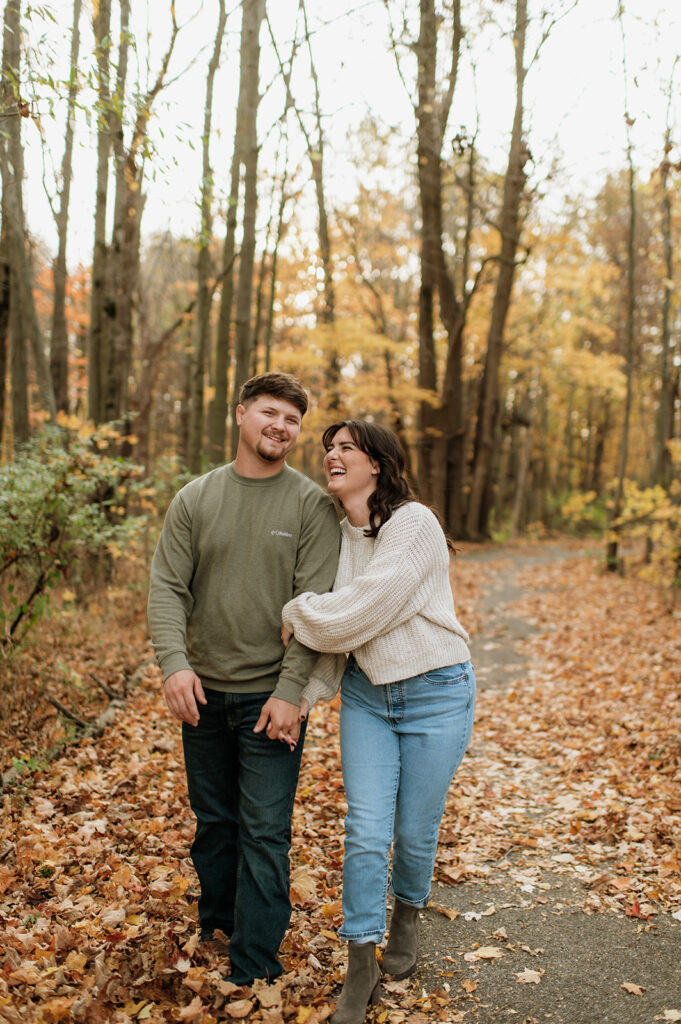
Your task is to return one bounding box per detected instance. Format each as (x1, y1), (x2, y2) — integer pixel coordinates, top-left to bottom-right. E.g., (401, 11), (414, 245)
(235, 403), (245, 426)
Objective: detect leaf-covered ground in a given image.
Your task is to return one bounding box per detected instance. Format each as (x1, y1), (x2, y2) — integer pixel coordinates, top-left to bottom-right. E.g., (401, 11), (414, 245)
(0, 543), (680, 1023)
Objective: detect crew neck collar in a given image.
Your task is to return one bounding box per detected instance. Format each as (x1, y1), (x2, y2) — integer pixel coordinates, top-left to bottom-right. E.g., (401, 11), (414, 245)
(342, 517), (373, 538)
(227, 462), (289, 485)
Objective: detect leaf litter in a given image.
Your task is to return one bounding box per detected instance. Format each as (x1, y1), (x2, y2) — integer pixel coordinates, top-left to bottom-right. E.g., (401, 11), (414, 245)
(0, 545), (679, 1021)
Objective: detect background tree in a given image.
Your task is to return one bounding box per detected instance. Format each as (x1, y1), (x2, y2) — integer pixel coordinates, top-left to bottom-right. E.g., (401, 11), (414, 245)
(466, 0), (530, 539)
(652, 61), (679, 489)
(230, 0), (267, 457)
(49, 0), (82, 415)
(1, 0), (56, 443)
(187, 0), (227, 474)
(87, 0), (113, 425)
(102, 1), (179, 431)
(606, 1), (639, 572)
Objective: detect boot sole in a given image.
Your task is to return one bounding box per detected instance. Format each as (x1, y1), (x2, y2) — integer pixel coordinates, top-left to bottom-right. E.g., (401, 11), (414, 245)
(381, 961), (416, 980)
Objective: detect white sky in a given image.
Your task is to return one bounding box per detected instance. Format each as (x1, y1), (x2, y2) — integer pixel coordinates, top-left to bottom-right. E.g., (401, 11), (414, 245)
(15, 0), (681, 267)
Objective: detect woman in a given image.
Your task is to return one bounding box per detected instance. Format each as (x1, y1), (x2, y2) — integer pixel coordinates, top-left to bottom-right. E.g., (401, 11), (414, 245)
(281, 421), (475, 1024)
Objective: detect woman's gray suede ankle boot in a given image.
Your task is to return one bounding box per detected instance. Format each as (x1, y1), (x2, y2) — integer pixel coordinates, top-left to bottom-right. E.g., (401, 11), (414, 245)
(381, 899), (420, 979)
(330, 941), (381, 1024)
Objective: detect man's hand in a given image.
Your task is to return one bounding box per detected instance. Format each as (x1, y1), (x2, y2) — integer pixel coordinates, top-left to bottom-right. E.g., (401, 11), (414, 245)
(164, 669), (207, 726)
(281, 626), (292, 648)
(253, 696), (301, 750)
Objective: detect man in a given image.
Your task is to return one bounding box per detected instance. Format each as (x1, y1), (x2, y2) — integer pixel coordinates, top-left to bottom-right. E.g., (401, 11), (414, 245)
(148, 372), (340, 985)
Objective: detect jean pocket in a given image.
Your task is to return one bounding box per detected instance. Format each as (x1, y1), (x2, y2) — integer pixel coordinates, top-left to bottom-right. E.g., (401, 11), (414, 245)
(421, 662), (469, 686)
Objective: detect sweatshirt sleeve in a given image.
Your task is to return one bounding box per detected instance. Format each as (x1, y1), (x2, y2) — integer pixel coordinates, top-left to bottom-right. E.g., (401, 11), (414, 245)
(281, 506), (443, 653)
(301, 653), (346, 710)
(147, 491), (196, 680)
(272, 496), (341, 705)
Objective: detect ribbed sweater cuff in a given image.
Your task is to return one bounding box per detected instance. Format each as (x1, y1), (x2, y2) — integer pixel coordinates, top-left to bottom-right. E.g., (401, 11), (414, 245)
(160, 651), (191, 680)
(302, 676), (339, 710)
(272, 673), (304, 707)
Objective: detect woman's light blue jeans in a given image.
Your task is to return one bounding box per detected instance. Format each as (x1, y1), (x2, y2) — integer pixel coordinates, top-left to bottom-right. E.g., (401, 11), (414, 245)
(338, 657), (475, 943)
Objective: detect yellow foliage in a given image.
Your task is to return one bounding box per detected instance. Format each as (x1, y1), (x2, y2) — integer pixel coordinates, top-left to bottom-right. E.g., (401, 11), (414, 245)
(556, 348), (626, 399)
(562, 492), (597, 522)
(613, 471), (681, 591)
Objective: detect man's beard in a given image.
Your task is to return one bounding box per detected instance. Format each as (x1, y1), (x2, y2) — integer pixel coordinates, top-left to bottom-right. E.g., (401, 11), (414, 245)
(257, 436), (287, 462)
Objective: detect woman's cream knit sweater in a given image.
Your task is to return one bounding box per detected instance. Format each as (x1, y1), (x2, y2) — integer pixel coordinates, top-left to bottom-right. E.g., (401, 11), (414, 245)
(281, 501), (471, 707)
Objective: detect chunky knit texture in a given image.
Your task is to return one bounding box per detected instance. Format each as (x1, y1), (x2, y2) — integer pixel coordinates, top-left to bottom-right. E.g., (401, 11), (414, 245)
(281, 502), (471, 707)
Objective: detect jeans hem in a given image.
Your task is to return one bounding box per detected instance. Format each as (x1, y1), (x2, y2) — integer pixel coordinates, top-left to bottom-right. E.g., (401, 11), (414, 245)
(338, 929), (386, 945)
(389, 886), (430, 910)
(230, 968), (283, 986)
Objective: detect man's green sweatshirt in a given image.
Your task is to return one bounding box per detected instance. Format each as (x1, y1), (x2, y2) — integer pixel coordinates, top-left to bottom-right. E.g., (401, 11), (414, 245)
(147, 463), (340, 705)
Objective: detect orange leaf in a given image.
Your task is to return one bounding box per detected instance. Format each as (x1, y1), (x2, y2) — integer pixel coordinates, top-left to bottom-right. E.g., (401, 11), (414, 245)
(37, 997), (77, 1023)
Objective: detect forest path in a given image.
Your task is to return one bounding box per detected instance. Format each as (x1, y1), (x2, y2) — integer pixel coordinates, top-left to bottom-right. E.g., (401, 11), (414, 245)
(1, 541), (679, 1024)
(410, 541), (681, 1024)
(463, 542), (589, 691)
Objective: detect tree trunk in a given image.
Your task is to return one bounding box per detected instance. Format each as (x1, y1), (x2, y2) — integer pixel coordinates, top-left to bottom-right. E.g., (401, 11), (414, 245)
(0, 13), (28, 448)
(415, 0), (441, 505)
(559, 382), (575, 493)
(188, 0), (227, 474)
(209, 144), (240, 465)
(466, 0), (528, 539)
(1, 0), (56, 429)
(300, 0), (340, 406)
(50, 0), (82, 415)
(101, 0), (131, 425)
(653, 128), (673, 487)
(103, 2), (178, 437)
(0, 229), (8, 445)
(264, 140), (291, 372)
(251, 179), (275, 377)
(589, 400), (609, 495)
(230, 0), (266, 458)
(606, 3), (637, 572)
(509, 385), (537, 539)
(269, 3), (340, 408)
(413, 0), (471, 522)
(135, 293), (198, 472)
(9, 270), (29, 448)
(440, 130), (475, 537)
(606, 184), (636, 571)
(88, 0), (112, 424)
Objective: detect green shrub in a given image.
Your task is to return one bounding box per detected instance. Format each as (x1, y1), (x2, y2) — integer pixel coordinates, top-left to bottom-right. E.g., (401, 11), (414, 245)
(1, 425), (148, 646)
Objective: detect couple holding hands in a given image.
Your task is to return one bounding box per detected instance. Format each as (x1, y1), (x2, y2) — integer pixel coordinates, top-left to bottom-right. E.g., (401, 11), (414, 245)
(148, 372), (475, 1023)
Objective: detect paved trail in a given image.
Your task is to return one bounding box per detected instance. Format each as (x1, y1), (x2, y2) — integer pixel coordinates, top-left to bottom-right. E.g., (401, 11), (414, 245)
(411, 543), (681, 1024)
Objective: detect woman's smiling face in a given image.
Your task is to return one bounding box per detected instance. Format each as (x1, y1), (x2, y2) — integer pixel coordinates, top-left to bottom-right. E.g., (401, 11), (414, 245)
(323, 426), (379, 502)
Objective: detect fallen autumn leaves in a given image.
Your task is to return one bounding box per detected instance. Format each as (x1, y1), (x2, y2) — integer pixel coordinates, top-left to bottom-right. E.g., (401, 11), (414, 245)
(0, 543), (680, 1022)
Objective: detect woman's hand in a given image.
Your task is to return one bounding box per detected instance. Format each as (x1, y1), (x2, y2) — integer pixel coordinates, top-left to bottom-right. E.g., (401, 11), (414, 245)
(299, 697), (309, 721)
(281, 625), (293, 648)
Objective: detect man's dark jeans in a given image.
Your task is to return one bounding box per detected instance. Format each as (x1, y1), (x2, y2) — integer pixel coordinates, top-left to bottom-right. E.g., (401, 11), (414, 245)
(182, 688), (306, 985)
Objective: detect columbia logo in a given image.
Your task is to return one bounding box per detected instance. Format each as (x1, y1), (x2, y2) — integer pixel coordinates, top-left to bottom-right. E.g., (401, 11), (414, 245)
(271, 529), (293, 537)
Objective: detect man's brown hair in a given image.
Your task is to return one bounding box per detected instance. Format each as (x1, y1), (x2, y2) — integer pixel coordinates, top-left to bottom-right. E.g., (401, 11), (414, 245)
(238, 372), (309, 417)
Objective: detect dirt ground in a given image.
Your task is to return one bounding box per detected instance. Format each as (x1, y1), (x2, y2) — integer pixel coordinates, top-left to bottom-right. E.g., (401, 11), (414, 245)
(412, 543), (681, 1024)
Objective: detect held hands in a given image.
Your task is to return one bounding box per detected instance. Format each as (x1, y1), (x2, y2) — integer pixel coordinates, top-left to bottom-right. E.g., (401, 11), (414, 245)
(164, 669), (207, 726)
(253, 696), (301, 751)
(275, 626), (309, 746)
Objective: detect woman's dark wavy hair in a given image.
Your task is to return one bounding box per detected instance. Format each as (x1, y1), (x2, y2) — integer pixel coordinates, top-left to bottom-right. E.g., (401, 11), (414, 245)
(322, 420), (416, 539)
